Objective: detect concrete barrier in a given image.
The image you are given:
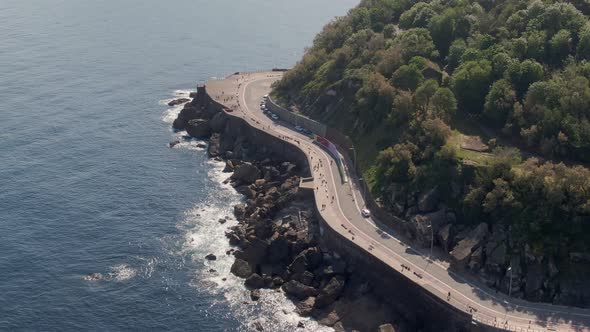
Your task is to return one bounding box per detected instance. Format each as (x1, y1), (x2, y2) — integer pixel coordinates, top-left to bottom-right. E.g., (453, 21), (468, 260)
(266, 97), (327, 137)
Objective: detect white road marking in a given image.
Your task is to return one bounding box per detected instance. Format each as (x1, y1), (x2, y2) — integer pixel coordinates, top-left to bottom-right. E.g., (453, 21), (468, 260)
(226, 73), (590, 331)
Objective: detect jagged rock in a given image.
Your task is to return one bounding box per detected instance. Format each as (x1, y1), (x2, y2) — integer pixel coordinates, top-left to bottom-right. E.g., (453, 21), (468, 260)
(378, 324), (397, 332)
(230, 259), (252, 278)
(438, 224), (452, 252)
(231, 162), (261, 184)
(205, 253), (217, 260)
(273, 276), (285, 286)
(282, 280), (318, 300)
(234, 204), (246, 220)
(245, 273), (266, 289)
(222, 160), (234, 173)
(240, 238), (269, 265)
(525, 263), (546, 299)
(316, 307), (341, 326)
(450, 223), (488, 265)
(253, 321), (264, 331)
(207, 133), (220, 157)
(288, 255), (307, 274)
(295, 296), (316, 317)
(208, 111), (227, 132)
(297, 321), (305, 328)
(186, 119), (212, 138)
(228, 233), (241, 245)
(236, 185), (256, 199)
(485, 242), (506, 270)
(468, 247), (483, 270)
(410, 209), (447, 246)
(315, 277), (345, 308)
(418, 187), (439, 212)
(301, 247), (323, 269)
(168, 98), (190, 106)
(218, 218), (226, 224)
(173, 117), (188, 130)
(268, 233), (289, 263)
(250, 289), (261, 301)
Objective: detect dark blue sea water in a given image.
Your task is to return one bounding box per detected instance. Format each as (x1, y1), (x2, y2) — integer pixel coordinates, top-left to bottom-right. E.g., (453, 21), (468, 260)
(0, 1), (357, 330)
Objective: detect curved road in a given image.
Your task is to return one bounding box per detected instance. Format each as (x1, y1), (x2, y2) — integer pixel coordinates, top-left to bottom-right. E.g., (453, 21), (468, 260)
(206, 71), (590, 332)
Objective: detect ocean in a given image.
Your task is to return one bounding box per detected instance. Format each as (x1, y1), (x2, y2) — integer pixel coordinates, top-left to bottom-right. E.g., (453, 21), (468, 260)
(0, 1), (358, 330)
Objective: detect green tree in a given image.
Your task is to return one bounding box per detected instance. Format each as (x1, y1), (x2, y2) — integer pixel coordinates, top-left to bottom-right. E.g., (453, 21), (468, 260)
(396, 28), (437, 61)
(578, 25), (590, 60)
(452, 60), (493, 112)
(431, 87), (457, 120)
(376, 142), (418, 184)
(548, 29), (572, 65)
(415, 79), (439, 111)
(445, 39), (467, 71)
(391, 64), (424, 90)
(484, 79), (517, 127)
(507, 59), (544, 98)
(399, 2), (435, 29)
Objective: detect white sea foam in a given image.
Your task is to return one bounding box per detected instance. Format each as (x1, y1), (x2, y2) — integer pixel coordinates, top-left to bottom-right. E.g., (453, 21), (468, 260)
(162, 88), (331, 331)
(180, 161), (332, 332)
(161, 107), (182, 124)
(159, 89), (195, 123)
(108, 264), (137, 282)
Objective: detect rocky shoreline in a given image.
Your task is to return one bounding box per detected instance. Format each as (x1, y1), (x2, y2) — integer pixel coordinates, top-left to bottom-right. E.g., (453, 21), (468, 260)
(169, 93), (417, 331)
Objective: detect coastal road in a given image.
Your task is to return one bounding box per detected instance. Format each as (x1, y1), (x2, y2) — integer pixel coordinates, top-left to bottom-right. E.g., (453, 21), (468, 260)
(206, 71), (590, 332)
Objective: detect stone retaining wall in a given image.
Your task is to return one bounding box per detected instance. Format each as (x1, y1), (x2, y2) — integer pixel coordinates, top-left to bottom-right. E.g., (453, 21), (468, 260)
(204, 85), (478, 331)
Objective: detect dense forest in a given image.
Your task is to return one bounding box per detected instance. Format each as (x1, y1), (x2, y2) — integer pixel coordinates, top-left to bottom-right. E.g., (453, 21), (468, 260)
(273, 0), (590, 305)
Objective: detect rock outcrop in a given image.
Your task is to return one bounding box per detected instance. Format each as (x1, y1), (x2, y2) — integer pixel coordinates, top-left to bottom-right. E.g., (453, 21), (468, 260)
(171, 85), (414, 330)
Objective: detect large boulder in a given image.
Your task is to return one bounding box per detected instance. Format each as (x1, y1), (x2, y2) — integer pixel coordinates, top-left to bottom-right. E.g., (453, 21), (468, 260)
(410, 209), (447, 247)
(418, 187), (439, 212)
(524, 263), (546, 300)
(301, 247), (323, 270)
(168, 98), (190, 107)
(208, 111), (227, 132)
(172, 116), (188, 130)
(288, 254), (308, 275)
(186, 119), (212, 138)
(239, 238), (269, 265)
(231, 163), (261, 184)
(207, 133), (220, 157)
(282, 280), (318, 300)
(245, 273), (266, 289)
(450, 223), (488, 265)
(268, 233), (290, 263)
(437, 224), (452, 252)
(315, 277), (345, 308)
(233, 204), (247, 221)
(378, 324), (397, 332)
(230, 259), (252, 278)
(295, 297), (316, 317)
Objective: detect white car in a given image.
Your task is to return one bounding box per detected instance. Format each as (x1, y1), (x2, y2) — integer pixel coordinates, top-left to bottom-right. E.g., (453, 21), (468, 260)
(271, 114), (279, 120)
(361, 208), (370, 218)
(295, 125), (303, 132)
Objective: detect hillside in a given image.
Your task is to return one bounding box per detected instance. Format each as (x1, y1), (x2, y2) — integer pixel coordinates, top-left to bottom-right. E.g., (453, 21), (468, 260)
(272, 0), (590, 307)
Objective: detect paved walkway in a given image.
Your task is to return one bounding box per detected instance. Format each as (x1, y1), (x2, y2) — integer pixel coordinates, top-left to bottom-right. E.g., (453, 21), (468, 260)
(206, 71), (590, 332)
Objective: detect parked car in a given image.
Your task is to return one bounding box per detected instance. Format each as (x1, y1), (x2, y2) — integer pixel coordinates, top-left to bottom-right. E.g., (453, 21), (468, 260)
(294, 125), (303, 132)
(361, 208), (370, 218)
(271, 114), (279, 120)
